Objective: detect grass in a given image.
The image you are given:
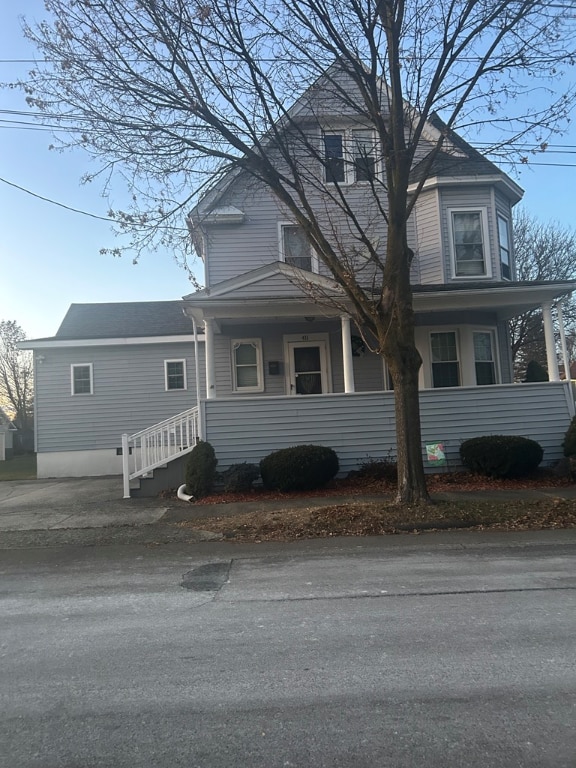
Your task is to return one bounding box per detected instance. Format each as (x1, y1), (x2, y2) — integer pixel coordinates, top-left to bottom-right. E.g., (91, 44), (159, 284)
(0, 453), (37, 481)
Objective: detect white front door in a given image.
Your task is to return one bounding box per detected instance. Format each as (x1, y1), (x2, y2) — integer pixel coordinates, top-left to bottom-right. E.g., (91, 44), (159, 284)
(286, 338), (330, 395)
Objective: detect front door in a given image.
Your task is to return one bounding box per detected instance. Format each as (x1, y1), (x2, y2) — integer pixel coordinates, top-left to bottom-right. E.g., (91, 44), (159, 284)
(286, 340), (329, 395)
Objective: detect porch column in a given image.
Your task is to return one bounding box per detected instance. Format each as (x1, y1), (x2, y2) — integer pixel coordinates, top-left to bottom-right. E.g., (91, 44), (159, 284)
(204, 318), (217, 399)
(557, 301), (571, 379)
(542, 301), (560, 381)
(340, 315), (355, 393)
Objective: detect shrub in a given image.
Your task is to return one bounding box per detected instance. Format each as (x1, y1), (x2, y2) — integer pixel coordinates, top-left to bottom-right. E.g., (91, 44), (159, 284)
(260, 444), (339, 492)
(185, 440), (218, 498)
(524, 360), (548, 382)
(353, 455), (398, 483)
(218, 463), (260, 493)
(460, 435), (543, 479)
(562, 416), (576, 458)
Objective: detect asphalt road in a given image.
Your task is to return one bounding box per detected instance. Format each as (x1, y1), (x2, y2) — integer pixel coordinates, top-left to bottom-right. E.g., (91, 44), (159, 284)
(2, 535), (576, 767)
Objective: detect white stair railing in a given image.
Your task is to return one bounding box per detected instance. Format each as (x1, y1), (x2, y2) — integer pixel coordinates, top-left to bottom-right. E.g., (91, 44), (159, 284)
(122, 407), (199, 498)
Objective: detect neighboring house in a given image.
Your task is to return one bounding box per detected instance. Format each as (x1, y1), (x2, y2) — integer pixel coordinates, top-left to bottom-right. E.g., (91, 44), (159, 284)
(22, 71), (576, 494)
(0, 406), (16, 461)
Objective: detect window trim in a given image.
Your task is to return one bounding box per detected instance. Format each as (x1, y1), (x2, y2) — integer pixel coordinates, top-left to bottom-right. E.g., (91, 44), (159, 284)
(472, 329), (500, 386)
(447, 207), (492, 279)
(278, 222), (319, 273)
(71, 363), (93, 396)
(429, 330), (461, 388)
(231, 338), (264, 393)
(497, 214), (512, 281)
(164, 359), (187, 391)
(322, 128), (379, 185)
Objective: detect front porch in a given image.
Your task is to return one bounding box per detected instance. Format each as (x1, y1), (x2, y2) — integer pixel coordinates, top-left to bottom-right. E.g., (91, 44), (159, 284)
(200, 380), (576, 473)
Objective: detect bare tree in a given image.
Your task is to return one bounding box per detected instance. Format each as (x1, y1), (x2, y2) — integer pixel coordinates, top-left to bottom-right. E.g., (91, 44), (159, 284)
(510, 209), (576, 380)
(17, 0), (576, 502)
(0, 321), (33, 431)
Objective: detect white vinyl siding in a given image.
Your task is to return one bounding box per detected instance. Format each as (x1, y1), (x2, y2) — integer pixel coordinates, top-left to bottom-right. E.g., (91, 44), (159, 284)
(71, 364), (93, 395)
(448, 209), (491, 278)
(231, 339), (264, 393)
(164, 359), (187, 391)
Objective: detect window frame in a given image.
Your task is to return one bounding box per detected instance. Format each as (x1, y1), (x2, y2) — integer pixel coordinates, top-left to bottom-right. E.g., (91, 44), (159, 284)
(429, 330), (461, 388)
(71, 363), (93, 396)
(322, 128), (379, 185)
(447, 207), (492, 279)
(164, 359), (187, 391)
(497, 214), (512, 281)
(472, 329), (499, 386)
(231, 338), (264, 393)
(278, 222), (319, 273)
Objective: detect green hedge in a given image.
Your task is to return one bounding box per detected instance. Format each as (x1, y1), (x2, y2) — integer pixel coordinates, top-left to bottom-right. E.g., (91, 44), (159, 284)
(260, 444), (339, 492)
(563, 416), (576, 458)
(460, 435), (543, 478)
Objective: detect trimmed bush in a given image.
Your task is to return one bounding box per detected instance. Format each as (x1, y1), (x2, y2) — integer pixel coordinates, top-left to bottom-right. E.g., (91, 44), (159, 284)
(185, 440), (218, 498)
(460, 435), (543, 479)
(260, 444), (339, 492)
(562, 416), (576, 458)
(218, 463), (260, 493)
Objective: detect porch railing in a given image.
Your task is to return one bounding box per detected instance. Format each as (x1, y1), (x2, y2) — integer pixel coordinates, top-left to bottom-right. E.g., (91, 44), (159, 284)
(122, 406), (199, 498)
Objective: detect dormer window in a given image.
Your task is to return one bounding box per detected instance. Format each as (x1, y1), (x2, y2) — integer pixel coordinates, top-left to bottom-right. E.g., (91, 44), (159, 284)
(279, 223), (317, 272)
(448, 208), (491, 278)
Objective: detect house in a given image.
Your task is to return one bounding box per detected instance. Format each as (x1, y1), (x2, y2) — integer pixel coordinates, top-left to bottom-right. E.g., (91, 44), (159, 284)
(0, 406), (16, 461)
(22, 70), (576, 495)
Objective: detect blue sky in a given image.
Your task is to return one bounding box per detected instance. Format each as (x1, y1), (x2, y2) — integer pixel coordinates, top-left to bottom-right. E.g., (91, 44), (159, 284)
(1, 1), (575, 340)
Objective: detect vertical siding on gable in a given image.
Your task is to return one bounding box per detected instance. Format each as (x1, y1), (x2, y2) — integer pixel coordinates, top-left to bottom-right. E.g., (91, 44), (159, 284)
(36, 342), (205, 453)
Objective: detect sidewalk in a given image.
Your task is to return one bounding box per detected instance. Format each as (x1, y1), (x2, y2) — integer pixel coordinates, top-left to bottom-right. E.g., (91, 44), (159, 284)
(1, 475), (576, 533)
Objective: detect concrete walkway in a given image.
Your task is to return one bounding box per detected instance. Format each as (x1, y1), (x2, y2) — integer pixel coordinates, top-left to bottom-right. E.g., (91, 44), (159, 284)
(0, 475), (575, 533)
(0, 476), (170, 531)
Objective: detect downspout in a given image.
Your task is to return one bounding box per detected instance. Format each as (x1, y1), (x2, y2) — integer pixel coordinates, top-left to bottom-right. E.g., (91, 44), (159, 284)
(192, 316), (204, 441)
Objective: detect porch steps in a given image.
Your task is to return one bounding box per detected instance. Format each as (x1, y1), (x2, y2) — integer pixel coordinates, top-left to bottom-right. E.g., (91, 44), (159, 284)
(130, 454), (189, 498)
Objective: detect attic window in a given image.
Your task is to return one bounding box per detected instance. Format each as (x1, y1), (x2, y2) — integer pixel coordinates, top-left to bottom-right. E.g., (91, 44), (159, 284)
(351, 129), (377, 182)
(323, 134), (345, 183)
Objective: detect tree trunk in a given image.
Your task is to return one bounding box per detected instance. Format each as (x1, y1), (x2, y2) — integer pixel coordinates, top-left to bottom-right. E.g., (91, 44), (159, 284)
(382, 198), (431, 505)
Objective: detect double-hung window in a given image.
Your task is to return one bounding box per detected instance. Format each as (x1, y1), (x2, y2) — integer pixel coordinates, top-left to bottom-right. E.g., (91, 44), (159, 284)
(71, 363), (93, 395)
(323, 129), (377, 184)
(430, 332), (460, 388)
(165, 359), (186, 391)
(232, 339), (264, 393)
(497, 215), (512, 280)
(280, 224), (314, 272)
(450, 209), (490, 277)
(323, 134), (345, 183)
(351, 129), (377, 183)
(473, 331), (497, 385)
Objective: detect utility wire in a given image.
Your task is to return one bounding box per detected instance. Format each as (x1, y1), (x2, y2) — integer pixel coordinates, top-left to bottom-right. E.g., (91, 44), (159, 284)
(0, 176), (113, 221)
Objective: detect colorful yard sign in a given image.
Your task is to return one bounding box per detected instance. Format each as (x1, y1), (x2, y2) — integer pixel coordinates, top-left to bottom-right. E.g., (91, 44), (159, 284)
(426, 442), (446, 466)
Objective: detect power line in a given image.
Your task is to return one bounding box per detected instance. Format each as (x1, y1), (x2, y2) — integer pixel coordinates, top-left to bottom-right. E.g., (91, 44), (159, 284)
(0, 176), (113, 221)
